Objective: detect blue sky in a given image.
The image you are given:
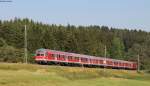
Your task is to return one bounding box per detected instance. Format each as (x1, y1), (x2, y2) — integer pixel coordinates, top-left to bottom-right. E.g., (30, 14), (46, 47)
(0, 0), (150, 31)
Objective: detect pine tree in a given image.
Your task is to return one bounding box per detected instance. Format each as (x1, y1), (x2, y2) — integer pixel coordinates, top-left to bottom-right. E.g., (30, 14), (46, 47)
(110, 37), (125, 59)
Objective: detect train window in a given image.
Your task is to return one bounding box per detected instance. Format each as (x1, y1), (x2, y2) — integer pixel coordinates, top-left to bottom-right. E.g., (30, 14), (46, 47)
(45, 52), (48, 56)
(59, 55), (61, 58)
(61, 55), (65, 60)
(54, 54), (57, 57)
(99, 60), (103, 64)
(90, 59), (92, 63)
(106, 60), (109, 64)
(37, 54), (40, 56)
(41, 54), (44, 56)
(93, 59), (96, 63)
(57, 54), (59, 58)
(129, 64), (131, 67)
(37, 54), (44, 56)
(121, 63), (123, 66)
(109, 61), (112, 65)
(125, 63), (128, 66)
(119, 62), (121, 66)
(90, 59), (92, 61)
(62, 55), (65, 59)
(96, 60), (98, 63)
(75, 57), (79, 60)
(56, 54), (59, 59)
(62, 55), (65, 58)
(51, 54), (55, 57)
(123, 63), (125, 66)
(56, 54), (61, 60)
(114, 62), (118, 65)
(50, 54), (55, 59)
(81, 58), (87, 62)
(68, 56), (73, 60)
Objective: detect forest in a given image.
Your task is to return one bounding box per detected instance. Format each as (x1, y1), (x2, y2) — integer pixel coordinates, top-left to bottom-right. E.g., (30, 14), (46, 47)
(0, 18), (150, 70)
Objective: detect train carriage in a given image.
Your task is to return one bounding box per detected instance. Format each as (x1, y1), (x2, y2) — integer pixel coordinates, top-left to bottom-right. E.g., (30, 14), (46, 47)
(34, 49), (137, 70)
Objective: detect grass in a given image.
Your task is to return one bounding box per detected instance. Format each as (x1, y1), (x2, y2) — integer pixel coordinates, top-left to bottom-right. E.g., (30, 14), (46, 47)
(0, 63), (150, 86)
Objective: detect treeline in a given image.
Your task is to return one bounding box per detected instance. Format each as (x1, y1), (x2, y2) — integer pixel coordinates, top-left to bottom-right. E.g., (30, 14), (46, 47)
(0, 18), (150, 70)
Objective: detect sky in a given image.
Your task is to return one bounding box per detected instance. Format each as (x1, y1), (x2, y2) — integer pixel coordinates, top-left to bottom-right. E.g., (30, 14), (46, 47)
(0, 0), (150, 31)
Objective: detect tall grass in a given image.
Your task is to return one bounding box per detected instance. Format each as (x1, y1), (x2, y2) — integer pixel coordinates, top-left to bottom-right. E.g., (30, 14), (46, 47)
(0, 63), (150, 86)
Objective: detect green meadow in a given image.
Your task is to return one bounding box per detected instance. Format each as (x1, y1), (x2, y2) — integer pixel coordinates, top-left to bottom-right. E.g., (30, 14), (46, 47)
(0, 63), (150, 86)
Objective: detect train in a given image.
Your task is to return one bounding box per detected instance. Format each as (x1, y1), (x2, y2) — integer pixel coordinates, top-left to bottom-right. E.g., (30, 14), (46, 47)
(34, 49), (137, 70)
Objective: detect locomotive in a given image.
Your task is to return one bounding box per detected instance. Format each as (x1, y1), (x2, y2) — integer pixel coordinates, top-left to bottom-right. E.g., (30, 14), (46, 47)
(34, 49), (137, 70)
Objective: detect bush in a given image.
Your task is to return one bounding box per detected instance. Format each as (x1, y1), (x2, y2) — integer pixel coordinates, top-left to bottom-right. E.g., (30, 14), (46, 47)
(0, 45), (24, 63)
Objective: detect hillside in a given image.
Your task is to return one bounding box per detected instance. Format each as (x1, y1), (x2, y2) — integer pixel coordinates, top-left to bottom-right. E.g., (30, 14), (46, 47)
(0, 18), (150, 70)
(0, 63), (150, 86)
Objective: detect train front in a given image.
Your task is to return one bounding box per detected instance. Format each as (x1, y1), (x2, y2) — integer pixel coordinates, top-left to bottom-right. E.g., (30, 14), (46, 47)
(34, 49), (48, 64)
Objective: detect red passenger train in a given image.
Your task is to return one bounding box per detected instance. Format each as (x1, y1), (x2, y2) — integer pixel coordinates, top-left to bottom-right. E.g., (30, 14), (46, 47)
(34, 49), (137, 70)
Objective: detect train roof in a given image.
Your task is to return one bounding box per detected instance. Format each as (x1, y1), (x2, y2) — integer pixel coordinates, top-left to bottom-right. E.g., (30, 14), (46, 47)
(36, 49), (136, 63)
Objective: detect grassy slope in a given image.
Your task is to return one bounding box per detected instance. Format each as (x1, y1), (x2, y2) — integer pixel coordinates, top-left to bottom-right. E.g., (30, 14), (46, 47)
(0, 63), (150, 86)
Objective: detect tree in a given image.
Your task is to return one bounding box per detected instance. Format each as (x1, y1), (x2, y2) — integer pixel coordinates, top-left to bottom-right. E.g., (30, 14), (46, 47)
(42, 28), (58, 50)
(0, 45), (24, 63)
(0, 18), (150, 70)
(110, 37), (125, 59)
